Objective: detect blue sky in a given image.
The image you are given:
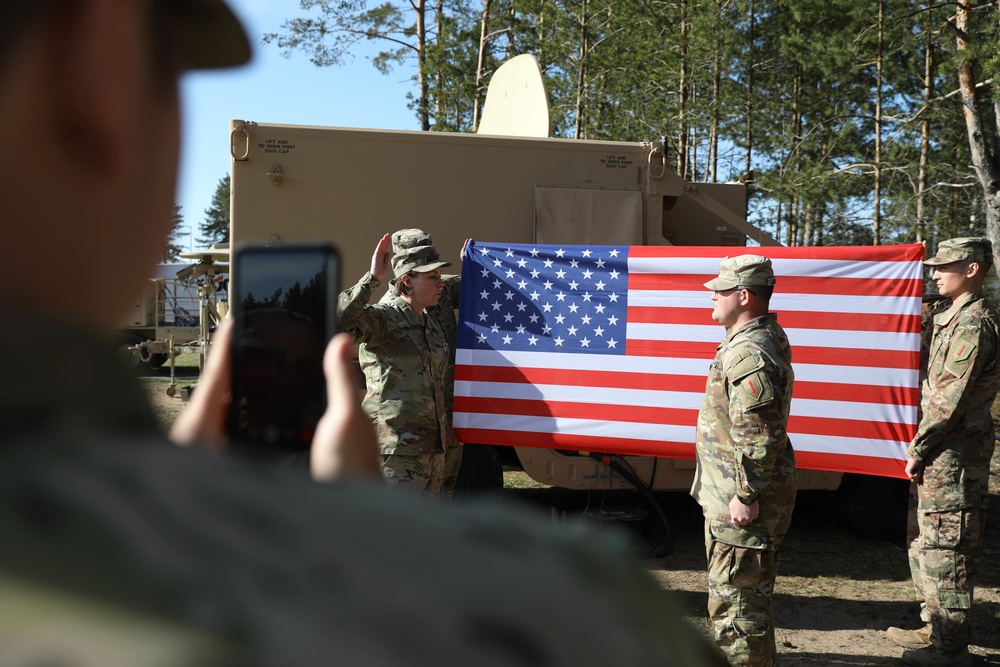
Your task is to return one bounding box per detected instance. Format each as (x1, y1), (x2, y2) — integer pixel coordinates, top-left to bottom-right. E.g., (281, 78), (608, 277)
(176, 0), (419, 249)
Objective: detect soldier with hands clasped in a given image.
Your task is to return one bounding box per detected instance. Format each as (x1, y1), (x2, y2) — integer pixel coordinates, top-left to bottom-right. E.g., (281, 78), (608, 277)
(691, 255), (797, 667)
(887, 237), (1000, 667)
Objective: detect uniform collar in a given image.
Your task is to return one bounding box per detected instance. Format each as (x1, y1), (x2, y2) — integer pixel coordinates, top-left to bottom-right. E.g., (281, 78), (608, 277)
(934, 292), (982, 327)
(388, 294), (427, 327)
(722, 313), (774, 345)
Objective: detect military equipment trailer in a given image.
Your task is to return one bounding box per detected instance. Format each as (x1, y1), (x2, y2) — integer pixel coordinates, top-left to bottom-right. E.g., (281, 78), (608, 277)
(225, 117), (909, 540)
(224, 56), (907, 539)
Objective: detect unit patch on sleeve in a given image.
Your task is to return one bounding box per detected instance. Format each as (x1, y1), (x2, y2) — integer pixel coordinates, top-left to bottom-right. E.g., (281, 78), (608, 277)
(727, 350), (775, 410)
(944, 335), (977, 379)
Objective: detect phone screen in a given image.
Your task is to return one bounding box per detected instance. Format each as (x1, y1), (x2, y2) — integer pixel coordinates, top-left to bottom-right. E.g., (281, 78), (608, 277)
(229, 243), (339, 460)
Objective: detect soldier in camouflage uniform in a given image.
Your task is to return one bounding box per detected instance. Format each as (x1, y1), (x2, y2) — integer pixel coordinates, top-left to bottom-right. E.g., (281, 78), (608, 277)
(691, 255), (797, 667)
(378, 229), (465, 498)
(886, 237), (1000, 667)
(892, 293), (955, 640)
(338, 231), (462, 497)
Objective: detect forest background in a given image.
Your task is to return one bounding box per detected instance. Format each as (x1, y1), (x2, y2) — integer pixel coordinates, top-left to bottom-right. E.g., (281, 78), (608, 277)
(176, 1), (1000, 272)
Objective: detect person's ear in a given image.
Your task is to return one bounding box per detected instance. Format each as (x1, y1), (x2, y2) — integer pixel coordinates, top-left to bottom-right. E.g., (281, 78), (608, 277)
(40, 0), (149, 182)
(967, 261), (981, 279)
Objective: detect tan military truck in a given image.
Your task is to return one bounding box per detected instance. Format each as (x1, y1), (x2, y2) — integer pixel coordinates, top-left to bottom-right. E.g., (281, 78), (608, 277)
(117, 248), (228, 376)
(226, 56), (907, 538)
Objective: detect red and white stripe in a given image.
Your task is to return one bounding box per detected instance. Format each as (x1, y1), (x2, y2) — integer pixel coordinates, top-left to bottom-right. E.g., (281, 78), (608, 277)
(454, 244), (923, 479)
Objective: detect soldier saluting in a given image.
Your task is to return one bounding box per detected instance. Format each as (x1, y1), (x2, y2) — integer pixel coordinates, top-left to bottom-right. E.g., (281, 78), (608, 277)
(337, 230), (463, 498)
(691, 255), (797, 667)
(887, 237), (1000, 667)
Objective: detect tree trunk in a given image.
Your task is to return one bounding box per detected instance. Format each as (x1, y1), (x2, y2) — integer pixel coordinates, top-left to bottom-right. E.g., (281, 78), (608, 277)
(743, 1), (755, 178)
(775, 198), (783, 245)
(574, 0), (589, 140)
(916, 4), (932, 243)
(710, 0), (722, 183)
(473, 0), (493, 128)
(678, 0), (689, 179)
(803, 203), (815, 247)
(788, 196), (799, 247)
(955, 0), (1000, 267)
(433, 0), (443, 127)
(415, 0), (429, 131)
(691, 82), (698, 182)
(789, 63), (802, 247)
(873, 0), (884, 245)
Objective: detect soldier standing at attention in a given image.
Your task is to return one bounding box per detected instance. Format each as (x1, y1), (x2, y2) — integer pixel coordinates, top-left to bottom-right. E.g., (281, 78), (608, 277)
(886, 237), (1000, 667)
(692, 255), (797, 667)
(338, 231), (462, 498)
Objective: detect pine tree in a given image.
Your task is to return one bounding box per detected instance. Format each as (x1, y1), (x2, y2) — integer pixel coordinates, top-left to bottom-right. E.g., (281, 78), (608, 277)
(161, 204), (186, 263)
(198, 175), (230, 246)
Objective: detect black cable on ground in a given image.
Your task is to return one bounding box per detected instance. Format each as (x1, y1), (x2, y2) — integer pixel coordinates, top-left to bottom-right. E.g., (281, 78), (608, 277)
(586, 453), (674, 557)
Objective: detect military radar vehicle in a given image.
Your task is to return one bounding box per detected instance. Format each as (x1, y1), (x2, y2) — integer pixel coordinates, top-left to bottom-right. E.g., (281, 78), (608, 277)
(226, 55), (907, 538)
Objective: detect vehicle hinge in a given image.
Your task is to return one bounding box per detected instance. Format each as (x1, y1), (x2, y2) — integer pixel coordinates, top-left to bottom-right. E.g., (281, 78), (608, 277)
(267, 164), (283, 186)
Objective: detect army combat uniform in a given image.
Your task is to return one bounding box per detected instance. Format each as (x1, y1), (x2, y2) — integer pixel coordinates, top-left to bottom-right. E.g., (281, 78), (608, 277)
(691, 256), (797, 667)
(906, 277), (999, 654)
(338, 241), (461, 498)
(378, 229), (464, 498)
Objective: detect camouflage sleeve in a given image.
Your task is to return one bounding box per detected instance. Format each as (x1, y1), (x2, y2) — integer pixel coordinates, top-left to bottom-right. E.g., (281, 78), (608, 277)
(724, 346), (784, 502)
(336, 272), (390, 345)
(908, 319), (995, 460)
(442, 274), (461, 310)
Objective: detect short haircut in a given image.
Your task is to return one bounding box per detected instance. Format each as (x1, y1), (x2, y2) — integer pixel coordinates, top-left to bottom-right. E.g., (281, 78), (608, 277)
(742, 284), (774, 305)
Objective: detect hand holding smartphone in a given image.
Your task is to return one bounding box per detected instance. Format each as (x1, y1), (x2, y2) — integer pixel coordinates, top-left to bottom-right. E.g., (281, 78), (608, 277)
(229, 243), (339, 462)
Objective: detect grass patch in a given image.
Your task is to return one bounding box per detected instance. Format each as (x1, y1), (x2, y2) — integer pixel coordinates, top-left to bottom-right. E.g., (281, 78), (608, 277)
(169, 352), (202, 368)
(503, 469), (551, 489)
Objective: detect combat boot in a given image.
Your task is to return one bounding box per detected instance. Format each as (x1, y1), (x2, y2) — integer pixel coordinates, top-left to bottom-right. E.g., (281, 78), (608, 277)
(901, 645), (972, 667)
(886, 623), (932, 649)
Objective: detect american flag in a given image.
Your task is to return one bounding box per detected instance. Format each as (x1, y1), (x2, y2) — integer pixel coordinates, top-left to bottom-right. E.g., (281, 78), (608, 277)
(454, 242), (924, 480)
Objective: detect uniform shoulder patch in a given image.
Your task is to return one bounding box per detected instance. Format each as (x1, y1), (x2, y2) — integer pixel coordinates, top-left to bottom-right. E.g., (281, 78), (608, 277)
(725, 348), (764, 381)
(725, 348), (774, 410)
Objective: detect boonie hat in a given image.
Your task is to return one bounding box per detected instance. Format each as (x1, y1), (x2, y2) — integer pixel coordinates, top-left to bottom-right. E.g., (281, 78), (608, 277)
(704, 255), (776, 291)
(392, 245), (451, 278)
(392, 229), (434, 253)
(923, 237), (993, 267)
(173, 0), (252, 70)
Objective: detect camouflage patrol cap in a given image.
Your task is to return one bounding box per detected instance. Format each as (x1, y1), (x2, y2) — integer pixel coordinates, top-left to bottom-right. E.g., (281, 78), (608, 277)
(392, 245), (451, 278)
(173, 0), (252, 70)
(923, 237), (993, 267)
(704, 255), (776, 291)
(391, 229), (434, 253)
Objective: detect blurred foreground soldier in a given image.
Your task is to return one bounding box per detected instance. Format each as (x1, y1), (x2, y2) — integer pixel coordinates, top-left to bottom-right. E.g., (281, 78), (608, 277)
(886, 237), (999, 667)
(0, 3), (732, 664)
(338, 231), (464, 498)
(692, 255), (797, 667)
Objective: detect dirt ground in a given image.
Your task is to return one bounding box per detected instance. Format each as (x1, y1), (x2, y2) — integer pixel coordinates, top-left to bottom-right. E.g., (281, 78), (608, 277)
(143, 378), (1000, 665)
(657, 491), (1000, 665)
(509, 481), (1000, 666)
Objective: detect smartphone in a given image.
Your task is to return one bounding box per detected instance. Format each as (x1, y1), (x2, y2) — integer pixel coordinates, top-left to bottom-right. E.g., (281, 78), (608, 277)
(229, 242), (339, 462)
